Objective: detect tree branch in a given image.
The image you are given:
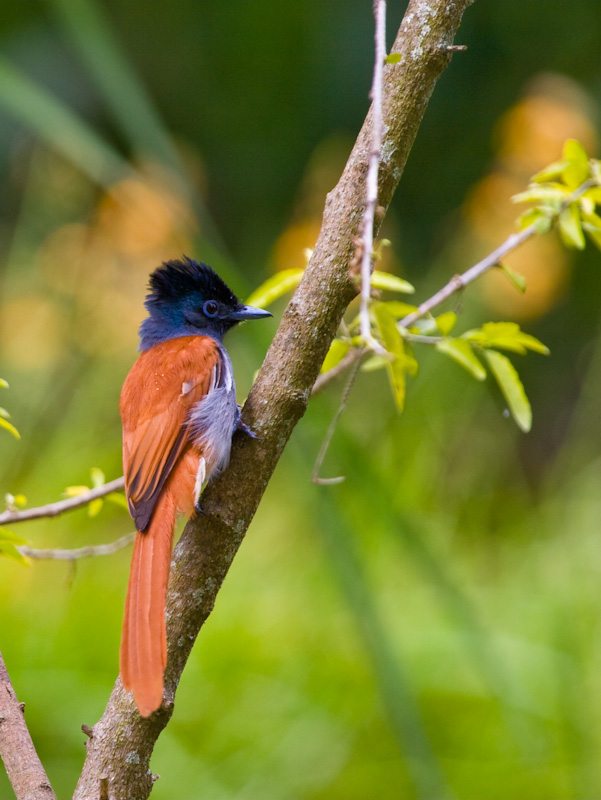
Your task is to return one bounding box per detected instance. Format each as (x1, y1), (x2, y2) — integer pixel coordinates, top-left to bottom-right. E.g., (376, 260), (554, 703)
(399, 177), (597, 329)
(18, 532), (135, 561)
(74, 3), (475, 797)
(311, 347), (367, 395)
(0, 478), (125, 526)
(0, 651), (56, 800)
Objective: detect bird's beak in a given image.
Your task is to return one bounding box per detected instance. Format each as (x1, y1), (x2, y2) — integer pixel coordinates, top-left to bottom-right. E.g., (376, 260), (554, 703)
(230, 304), (272, 321)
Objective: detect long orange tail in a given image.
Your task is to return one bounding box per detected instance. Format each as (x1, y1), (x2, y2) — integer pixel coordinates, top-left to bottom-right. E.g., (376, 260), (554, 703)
(120, 489), (177, 717)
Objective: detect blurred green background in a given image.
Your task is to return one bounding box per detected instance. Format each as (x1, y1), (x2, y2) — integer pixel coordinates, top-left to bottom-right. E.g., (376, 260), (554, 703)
(1, 1), (601, 798)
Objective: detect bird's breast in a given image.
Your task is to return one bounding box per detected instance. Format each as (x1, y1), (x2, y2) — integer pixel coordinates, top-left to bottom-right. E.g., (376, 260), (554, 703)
(187, 348), (238, 477)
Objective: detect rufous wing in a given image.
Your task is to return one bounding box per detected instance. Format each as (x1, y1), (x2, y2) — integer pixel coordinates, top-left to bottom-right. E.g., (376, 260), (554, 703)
(120, 335), (221, 530)
(120, 335), (222, 716)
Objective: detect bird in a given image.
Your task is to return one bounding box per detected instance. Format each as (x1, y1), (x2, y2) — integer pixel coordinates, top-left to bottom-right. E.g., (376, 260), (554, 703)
(119, 256), (271, 717)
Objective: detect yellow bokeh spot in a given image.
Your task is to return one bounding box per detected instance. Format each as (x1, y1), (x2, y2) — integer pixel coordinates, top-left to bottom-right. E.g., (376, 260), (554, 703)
(461, 73), (599, 320)
(39, 223), (89, 293)
(495, 74), (598, 175)
(1, 295), (66, 369)
(272, 219), (322, 272)
(465, 172), (570, 320)
(464, 172), (525, 242)
(96, 176), (193, 256)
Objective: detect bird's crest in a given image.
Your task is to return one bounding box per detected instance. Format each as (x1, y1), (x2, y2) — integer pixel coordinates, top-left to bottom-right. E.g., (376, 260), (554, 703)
(145, 257), (238, 310)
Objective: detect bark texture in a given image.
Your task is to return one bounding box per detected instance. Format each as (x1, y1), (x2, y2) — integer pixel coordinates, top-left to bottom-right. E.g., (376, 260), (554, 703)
(74, 2), (475, 797)
(0, 651), (56, 800)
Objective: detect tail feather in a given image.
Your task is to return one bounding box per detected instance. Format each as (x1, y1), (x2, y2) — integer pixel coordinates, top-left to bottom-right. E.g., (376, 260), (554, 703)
(120, 490), (176, 717)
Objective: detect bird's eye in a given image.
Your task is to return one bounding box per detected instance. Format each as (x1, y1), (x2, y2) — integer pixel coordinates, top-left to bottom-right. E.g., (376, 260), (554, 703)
(203, 300), (219, 318)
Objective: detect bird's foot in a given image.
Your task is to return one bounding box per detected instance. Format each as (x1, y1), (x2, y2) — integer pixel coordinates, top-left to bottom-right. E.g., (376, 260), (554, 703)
(235, 406), (261, 439)
(194, 501), (208, 517)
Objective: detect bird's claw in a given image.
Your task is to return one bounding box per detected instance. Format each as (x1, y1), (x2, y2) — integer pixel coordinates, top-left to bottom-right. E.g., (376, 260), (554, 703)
(234, 406), (262, 439)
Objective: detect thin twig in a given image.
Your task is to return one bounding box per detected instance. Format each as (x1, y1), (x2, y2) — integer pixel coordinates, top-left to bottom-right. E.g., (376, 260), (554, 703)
(359, 0), (387, 355)
(312, 355), (363, 485)
(0, 477), (125, 526)
(18, 532), (135, 561)
(399, 178), (597, 329)
(311, 348), (367, 395)
(404, 333), (443, 345)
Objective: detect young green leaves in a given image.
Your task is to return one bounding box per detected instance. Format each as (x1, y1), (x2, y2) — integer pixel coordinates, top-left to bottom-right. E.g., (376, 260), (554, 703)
(435, 322), (549, 432)
(64, 468), (128, 518)
(0, 527), (29, 566)
(513, 138), (601, 252)
(244, 139), (599, 434)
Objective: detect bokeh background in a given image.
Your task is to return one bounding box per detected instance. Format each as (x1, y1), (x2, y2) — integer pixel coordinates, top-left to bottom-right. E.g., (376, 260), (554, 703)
(1, 1), (601, 798)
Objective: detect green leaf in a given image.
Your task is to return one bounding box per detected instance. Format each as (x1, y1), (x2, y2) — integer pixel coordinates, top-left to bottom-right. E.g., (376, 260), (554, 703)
(518, 207), (552, 233)
(64, 485), (91, 498)
(90, 467), (105, 488)
(88, 498), (103, 517)
(584, 227), (601, 251)
(0, 417), (20, 439)
(106, 492), (129, 510)
(531, 159), (571, 183)
(385, 53), (402, 64)
(403, 344), (419, 378)
(435, 339), (486, 381)
(245, 268), (304, 308)
(484, 350), (532, 432)
(464, 322), (549, 355)
(374, 304), (407, 412)
(582, 213), (601, 251)
(583, 186), (601, 205)
(0, 542), (29, 566)
(371, 271), (415, 294)
(512, 183), (569, 205)
(581, 210), (601, 231)
(321, 339), (350, 373)
(579, 195), (595, 216)
(360, 355), (389, 372)
(498, 264), (527, 293)
(435, 312), (457, 336)
(558, 203), (586, 249)
(0, 527), (30, 566)
(0, 528), (29, 546)
(562, 139), (590, 190)
(533, 215), (553, 234)
(379, 301), (418, 319)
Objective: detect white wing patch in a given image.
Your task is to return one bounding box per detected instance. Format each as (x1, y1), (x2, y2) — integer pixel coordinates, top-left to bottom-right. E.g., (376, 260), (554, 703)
(194, 456), (207, 505)
(181, 379), (194, 396)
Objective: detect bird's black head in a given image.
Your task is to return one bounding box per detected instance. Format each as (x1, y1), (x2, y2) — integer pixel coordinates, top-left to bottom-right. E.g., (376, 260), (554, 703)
(138, 257), (271, 350)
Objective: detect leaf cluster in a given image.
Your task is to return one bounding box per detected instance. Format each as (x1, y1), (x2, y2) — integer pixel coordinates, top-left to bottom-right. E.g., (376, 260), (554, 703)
(63, 467), (128, 518)
(513, 138), (601, 251)
(247, 140), (601, 433)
